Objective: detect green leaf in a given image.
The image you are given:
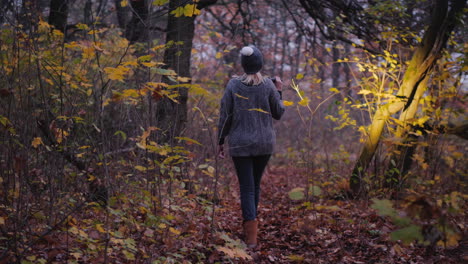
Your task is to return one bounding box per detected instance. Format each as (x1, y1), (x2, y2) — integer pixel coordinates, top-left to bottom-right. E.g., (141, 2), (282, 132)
(288, 187), (305, 200)
(114, 130), (127, 141)
(122, 249), (135, 260)
(309, 185), (322, 196)
(371, 199), (397, 217)
(124, 238), (137, 251)
(393, 216), (411, 227)
(154, 68), (177, 76)
(390, 225), (423, 245)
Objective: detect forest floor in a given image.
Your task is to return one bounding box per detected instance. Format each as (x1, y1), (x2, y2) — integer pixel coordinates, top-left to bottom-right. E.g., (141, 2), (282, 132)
(6, 166), (466, 263)
(209, 166), (466, 263)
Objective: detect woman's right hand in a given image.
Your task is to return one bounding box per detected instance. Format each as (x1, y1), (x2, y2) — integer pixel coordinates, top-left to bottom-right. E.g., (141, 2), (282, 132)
(274, 76), (283, 91)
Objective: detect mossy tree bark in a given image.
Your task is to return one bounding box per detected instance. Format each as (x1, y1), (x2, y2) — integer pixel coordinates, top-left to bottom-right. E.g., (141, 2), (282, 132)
(349, 0), (466, 197)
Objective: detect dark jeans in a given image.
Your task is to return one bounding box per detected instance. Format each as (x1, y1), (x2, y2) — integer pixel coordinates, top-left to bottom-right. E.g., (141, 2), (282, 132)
(232, 155), (271, 221)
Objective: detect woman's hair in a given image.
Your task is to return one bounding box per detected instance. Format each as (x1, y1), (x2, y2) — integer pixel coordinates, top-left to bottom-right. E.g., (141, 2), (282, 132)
(237, 72), (266, 86)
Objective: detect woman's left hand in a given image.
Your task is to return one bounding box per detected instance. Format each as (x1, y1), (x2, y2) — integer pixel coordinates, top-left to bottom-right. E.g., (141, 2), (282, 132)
(274, 76), (283, 91)
(218, 145), (225, 159)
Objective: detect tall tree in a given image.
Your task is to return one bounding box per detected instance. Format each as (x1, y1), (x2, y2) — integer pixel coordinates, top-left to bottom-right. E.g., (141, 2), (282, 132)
(125, 0), (149, 42)
(156, 0), (217, 143)
(349, 0), (466, 196)
(48, 0), (69, 32)
(296, 0), (466, 196)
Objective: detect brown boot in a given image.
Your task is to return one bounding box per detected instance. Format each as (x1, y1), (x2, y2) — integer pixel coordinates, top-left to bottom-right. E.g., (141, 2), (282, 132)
(243, 220), (258, 248)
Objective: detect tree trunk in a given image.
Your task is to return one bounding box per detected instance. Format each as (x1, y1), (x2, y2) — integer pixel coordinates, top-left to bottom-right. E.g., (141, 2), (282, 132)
(20, 0), (39, 31)
(48, 0), (69, 32)
(332, 41), (340, 89)
(384, 76), (429, 189)
(114, 0), (128, 30)
(155, 0), (217, 144)
(349, 0), (466, 197)
(125, 0), (148, 42)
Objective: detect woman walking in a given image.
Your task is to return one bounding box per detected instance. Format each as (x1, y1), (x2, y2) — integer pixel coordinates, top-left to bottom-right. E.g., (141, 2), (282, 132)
(217, 45), (285, 248)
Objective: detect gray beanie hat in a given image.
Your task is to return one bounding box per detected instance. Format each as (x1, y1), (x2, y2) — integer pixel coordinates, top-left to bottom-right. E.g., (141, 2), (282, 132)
(240, 45), (263, 74)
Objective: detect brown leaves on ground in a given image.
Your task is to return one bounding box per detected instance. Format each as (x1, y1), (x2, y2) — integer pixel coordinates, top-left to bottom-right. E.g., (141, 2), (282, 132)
(3, 166), (466, 263)
(213, 167), (465, 263)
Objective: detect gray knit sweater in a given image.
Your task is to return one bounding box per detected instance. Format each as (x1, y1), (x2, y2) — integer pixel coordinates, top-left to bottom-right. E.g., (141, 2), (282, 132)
(218, 78), (285, 157)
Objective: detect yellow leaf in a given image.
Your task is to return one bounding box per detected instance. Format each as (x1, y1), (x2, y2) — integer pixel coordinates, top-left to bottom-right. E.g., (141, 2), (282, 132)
(177, 76), (191, 82)
(452, 151), (463, 159)
(416, 116), (430, 126)
(96, 224), (106, 233)
(104, 66), (130, 81)
(358, 89), (372, 95)
(437, 232), (461, 248)
(175, 136), (202, 145)
(184, 4), (201, 17)
(135, 165), (147, 172)
(153, 0), (169, 6)
(38, 20), (51, 31)
(215, 52), (222, 59)
(122, 88), (146, 98)
(248, 108), (269, 114)
(151, 44), (166, 51)
(170, 6), (185, 17)
(329, 87), (340, 93)
(283, 100), (294, 106)
(0, 216), (5, 225)
(31, 137), (43, 148)
(88, 174), (96, 181)
(86, 89), (92, 96)
(296, 73), (304, 80)
(138, 55), (153, 62)
(141, 61), (157, 67)
(76, 23), (89, 30)
(158, 223), (167, 229)
(235, 93), (249, 100)
(123, 60), (138, 67)
(298, 97), (309, 107)
(169, 227), (181, 235)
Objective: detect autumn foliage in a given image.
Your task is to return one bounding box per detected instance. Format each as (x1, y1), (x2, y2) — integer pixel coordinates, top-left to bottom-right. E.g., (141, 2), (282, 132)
(0, 0), (467, 263)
